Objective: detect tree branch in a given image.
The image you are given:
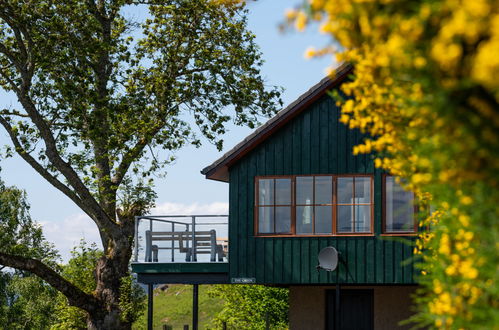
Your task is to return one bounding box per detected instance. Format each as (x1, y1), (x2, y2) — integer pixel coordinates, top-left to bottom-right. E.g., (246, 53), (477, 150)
(1, 4), (114, 229)
(111, 124), (162, 186)
(0, 252), (102, 314)
(0, 67), (20, 94)
(0, 109), (28, 117)
(17, 95), (115, 227)
(0, 115), (100, 222)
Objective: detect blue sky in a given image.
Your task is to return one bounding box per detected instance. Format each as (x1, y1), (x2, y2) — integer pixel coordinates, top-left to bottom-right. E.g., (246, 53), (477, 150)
(0, 1), (334, 260)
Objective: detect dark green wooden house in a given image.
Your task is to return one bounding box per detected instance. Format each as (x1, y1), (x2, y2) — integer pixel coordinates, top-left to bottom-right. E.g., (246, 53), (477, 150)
(133, 63), (420, 330)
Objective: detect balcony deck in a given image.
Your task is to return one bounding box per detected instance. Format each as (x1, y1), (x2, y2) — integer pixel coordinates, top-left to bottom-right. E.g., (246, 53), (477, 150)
(132, 215), (229, 284)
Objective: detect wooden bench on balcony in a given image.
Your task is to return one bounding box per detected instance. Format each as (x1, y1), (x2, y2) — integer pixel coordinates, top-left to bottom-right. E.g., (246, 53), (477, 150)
(145, 230), (225, 262)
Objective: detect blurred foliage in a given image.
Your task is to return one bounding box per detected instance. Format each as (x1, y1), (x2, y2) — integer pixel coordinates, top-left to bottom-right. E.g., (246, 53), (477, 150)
(0, 273), (59, 330)
(0, 176), (59, 329)
(208, 285), (288, 329)
(285, 0), (499, 328)
(50, 241), (145, 329)
(0, 176), (59, 263)
(50, 241), (103, 330)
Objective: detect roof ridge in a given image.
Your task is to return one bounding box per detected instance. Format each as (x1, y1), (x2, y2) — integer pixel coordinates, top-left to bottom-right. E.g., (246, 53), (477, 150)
(201, 63), (353, 181)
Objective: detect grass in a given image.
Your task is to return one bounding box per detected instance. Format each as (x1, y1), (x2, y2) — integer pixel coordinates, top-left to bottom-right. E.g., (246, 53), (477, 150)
(133, 284), (224, 330)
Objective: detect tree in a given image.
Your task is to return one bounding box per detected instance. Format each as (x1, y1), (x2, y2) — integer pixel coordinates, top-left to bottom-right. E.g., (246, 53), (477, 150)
(0, 176), (60, 329)
(208, 285), (289, 329)
(50, 241), (145, 329)
(0, 1), (281, 328)
(287, 0), (499, 328)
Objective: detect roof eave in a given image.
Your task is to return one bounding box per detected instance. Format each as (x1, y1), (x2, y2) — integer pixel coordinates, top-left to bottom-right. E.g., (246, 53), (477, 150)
(201, 63), (353, 182)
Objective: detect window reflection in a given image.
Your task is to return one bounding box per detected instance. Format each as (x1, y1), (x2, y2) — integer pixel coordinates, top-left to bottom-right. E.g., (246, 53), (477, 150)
(385, 176), (415, 233)
(256, 175), (373, 235)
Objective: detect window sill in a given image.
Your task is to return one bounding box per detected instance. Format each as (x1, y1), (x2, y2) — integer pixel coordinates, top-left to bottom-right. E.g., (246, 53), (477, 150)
(254, 233), (375, 238)
(380, 233), (417, 237)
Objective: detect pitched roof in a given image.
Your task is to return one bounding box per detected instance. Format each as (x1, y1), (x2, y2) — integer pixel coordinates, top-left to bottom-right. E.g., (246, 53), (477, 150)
(201, 63), (353, 182)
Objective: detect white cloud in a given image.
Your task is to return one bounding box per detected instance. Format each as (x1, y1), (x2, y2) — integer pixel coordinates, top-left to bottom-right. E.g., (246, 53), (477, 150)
(40, 201), (228, 262)
(40, 213), (100, 262)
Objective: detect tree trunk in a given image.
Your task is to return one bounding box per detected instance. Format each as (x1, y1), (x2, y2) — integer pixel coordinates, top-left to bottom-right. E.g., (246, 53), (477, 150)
(87, 309), (130, 330)
(88, 223), (135, 330)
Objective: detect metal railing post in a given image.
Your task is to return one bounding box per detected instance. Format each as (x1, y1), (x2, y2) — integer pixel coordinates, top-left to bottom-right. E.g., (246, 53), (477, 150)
(134, 217), (139, 262)
(191, 216), (196, 261)
(171, 223), (175, 262)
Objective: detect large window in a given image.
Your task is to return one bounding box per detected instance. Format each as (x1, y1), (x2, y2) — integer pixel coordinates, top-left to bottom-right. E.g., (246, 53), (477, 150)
(383, 176), (416, 234)
(255, 175), (373, 236)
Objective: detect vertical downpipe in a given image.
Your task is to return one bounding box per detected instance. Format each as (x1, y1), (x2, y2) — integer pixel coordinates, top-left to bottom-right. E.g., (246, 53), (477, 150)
(335, 283), (341, 330)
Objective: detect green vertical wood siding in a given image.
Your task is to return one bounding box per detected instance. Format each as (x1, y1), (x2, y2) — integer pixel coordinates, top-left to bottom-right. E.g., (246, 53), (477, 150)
(228, 94), (417, 285)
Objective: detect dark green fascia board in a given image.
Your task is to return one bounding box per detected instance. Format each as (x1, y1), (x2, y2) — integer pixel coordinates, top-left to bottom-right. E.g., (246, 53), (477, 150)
(131, 262), (229, 274)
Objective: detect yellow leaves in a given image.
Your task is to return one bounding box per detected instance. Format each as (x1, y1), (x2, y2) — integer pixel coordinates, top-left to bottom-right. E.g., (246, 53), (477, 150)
(304, 47), (316, 59)
(431, 40), (462, 70)
(433, 279), (443, 294)
(472, 24), (499, 89)
(319, 22), (334, 34)
(284, 8), (298, 21)
(412, 173), (432, 185)
(439, 233), (451, 256)
(290, 2), (499, 325)
(295, 11), (307, 32)
(458, 214), (470, 227)
(463, 0), (490, 18)
(460, 260), (478, 279)
(460, 195), (473, 205)
(339, 114), (350, 124)
(413, 56), (427, 68)
(309, 0), (326, 11)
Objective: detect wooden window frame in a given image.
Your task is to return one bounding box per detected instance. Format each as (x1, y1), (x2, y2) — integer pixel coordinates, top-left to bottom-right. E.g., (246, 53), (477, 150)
(254, 174), (374, 237)
(335, 176), (374, 236)
(254, 176), (293, 235)
(382, 174), (418, 236)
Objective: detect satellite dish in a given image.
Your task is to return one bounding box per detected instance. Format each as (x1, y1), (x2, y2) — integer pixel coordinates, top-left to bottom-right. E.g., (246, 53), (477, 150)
(317, 247), (339, 271)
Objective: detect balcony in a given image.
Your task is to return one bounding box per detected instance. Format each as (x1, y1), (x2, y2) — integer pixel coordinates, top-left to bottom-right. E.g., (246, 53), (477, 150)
(132, 215), (229, 284)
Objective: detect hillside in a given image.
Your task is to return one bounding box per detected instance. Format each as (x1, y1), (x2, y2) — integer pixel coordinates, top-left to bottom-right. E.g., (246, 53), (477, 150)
(133, 284), (224, 330)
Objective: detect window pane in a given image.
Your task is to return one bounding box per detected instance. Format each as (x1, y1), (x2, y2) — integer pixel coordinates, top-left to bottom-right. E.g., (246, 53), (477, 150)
(355, 205), (371, 232)
(275, 179), (292, 205)
(296, 177), (313, 205)
(315, 206), (332, 234)
(275, 207), (291, 233)
(385, 177), (415, 232)
(258, 207), (274, 233)
(337, 205), (353, 232)
(337, 177), (353, 204)
(258, 179), (274, 205)
(315, 176), (333, 204)
(355, 177), (371, 204)
(296, 206), (313, 234)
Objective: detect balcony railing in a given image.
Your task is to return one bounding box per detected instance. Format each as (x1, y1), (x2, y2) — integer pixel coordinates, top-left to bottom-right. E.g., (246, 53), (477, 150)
(133, 215), (228, 263)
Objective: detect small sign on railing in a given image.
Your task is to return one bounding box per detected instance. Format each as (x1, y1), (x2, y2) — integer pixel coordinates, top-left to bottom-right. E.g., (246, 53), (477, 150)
(231, 277), (256, 284)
